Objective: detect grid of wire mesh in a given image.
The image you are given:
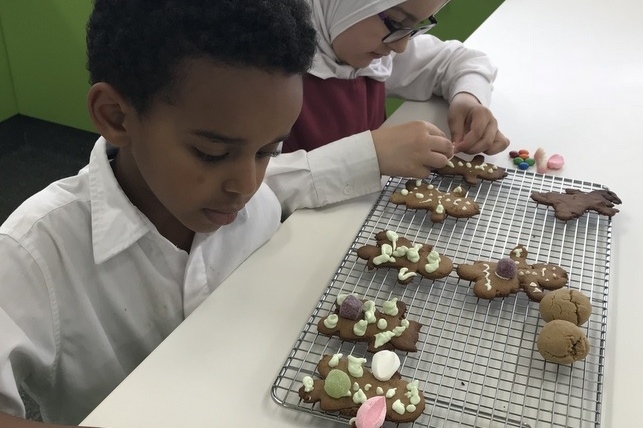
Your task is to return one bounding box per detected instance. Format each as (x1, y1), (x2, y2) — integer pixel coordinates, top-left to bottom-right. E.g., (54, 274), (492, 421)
(272, 169), (611, 428)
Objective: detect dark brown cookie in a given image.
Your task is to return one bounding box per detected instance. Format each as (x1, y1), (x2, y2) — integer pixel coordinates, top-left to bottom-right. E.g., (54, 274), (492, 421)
(390, 180), (480, 222)
(356, 230), (453, 285)
(318, 293), (422, 353)
(299, 353), (425, 423)
(530, 188), (621, 220)
(456, 245), (568, 301)
(433, 154), (507, 185)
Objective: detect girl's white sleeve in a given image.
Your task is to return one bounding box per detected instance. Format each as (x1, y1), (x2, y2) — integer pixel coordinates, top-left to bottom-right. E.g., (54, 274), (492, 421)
(264, 131), (383, 218)
(385, 34), (497, 106)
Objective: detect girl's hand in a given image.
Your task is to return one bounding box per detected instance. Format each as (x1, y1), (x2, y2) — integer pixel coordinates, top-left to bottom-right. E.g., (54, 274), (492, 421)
(372, 120), (454, 178)
(448, 92), (509, 155)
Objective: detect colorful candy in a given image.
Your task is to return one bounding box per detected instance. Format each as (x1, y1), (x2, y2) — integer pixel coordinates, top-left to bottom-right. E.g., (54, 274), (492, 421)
(547, 154), (565, 170)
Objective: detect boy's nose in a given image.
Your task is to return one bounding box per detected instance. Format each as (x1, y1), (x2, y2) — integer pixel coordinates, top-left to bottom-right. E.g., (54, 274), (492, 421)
(223, 159), (259, 197)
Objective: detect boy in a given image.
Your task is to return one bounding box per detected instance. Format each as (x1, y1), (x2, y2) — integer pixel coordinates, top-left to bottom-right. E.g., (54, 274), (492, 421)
(0, 0), (323, 426)
(0, 0), (456, 425)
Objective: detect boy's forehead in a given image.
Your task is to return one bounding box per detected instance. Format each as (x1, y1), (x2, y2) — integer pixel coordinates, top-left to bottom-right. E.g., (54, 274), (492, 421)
(162, 58), (303, 141)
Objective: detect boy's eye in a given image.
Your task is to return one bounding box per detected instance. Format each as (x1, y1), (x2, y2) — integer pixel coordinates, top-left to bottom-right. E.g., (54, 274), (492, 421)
(193, 147), (282, 163)
(193, 148), (227, 163)
(257, 149), (282, 159)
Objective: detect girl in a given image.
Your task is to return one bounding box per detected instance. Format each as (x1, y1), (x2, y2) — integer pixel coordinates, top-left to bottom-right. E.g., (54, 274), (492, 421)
(282, 0), (509, 169)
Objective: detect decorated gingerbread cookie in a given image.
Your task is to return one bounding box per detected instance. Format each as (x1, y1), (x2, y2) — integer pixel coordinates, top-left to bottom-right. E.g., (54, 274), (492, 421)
(299, 352), (425, 423)
(390, 180), (480, 222)
(433, 155), (507, 185)
(530, 188), (622, 220)
(318, 293), (422, 353)
(356, 230), (453, 285)
(456, 245), (568, 302)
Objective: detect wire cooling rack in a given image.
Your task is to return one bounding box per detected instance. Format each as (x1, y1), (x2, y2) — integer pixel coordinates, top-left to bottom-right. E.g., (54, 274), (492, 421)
(272, 169), (612, 428)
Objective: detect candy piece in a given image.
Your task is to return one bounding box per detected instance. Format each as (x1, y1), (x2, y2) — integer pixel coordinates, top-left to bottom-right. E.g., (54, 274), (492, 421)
(519, 153), (529, 159)
(324, 369), (351, 399)
(547, 154), (565, 170)
(371, 350), (401, 382)
(509, 150), (519, 158)
(495, 257), (517, 280)
(355, 396), (387, 428)
(518, 149), (529, 155)
(513, 157), (523, 165)
(340, 294), (364, 320)
(526, 158), (535, 166)
(518, 162), (529, 170)
(534, 148), (547, 174)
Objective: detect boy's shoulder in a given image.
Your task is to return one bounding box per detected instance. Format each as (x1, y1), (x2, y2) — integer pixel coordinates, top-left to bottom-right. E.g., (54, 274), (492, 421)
(0, 167), (91, 242)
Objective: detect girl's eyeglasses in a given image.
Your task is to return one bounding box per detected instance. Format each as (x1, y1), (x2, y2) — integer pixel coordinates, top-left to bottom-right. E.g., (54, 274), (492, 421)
(378, 12), (438, 44)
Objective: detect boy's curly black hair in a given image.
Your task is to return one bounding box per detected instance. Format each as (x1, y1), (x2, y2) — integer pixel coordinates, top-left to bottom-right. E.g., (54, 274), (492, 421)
(87, 0), (317, 115)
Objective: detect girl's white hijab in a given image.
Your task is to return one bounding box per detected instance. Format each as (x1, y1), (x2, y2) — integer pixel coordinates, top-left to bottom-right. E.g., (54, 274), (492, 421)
(307, 0), (407, 80)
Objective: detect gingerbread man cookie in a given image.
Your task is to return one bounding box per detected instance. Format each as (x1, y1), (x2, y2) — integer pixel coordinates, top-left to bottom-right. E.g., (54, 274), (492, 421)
(456, 245), (568, 302)
(433, 155), (507, 185)
(390, 180), (480, 222)
(299, 352), (425, 423)
(356, 230), (453, 285)
(318, 293), (422, 353)
(530, 188), (622, 220)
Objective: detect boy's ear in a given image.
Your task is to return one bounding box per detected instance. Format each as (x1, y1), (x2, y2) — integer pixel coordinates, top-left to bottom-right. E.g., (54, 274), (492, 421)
(87, 82), (135, 148)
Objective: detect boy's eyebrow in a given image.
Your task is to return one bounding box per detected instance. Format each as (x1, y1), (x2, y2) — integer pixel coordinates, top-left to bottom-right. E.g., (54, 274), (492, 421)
(191, 129), (289, 145)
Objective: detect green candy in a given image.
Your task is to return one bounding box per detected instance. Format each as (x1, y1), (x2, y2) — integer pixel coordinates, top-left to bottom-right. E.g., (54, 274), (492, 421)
(324, 369), (351, 399)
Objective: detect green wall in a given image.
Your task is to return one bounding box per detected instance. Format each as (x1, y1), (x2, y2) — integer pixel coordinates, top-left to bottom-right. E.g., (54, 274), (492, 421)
(0, 0), (503, 131)
(0, 0), (93, 131)
(0, 15), (17, 122)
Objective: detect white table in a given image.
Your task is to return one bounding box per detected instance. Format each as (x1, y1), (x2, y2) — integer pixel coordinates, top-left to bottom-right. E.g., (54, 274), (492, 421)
(83, 0), (643, 426)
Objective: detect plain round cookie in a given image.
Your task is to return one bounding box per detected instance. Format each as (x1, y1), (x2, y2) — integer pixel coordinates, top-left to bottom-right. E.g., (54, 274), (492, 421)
(537, 319), (590, 364)
(539, 288), (592, 325)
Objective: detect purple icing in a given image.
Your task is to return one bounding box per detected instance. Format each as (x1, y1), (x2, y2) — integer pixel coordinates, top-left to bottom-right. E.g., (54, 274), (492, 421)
(339, 294), (363, 320)
(496, 257), (517, 280)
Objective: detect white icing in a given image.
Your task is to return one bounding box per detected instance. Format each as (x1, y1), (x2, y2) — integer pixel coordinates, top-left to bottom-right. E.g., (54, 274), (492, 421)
(353, 389), (367, 404)
(415, 179), (422, 186)
(435, 203), (444, 214)
(392, 399), (406, 415)
(302, 376), (314, 392)
(329, 353), (343, 367)
(377, 318), (388, 330)
(353, 319), (368, 336)
(398, 267), (417, 281)
(347, 355), (367, 378)
(376, 386), (384, 395)
(323, 314), (339, 329)
(401, 188), (409, 196)
(363, 300), (377, 324)
(482, 263), (492, 290)
(415, 192), (424, 199)
(374, 330), (395, 348)
(406, 404), (417, 413)
(385, 388), (397, 398)
(447, 160), (455, 168)
(424, 250), (441, 273)
(382, 298), (399, 316)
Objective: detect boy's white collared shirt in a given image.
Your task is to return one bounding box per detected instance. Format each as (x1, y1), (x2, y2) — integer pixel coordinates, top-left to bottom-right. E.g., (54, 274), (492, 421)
(0, 137), (280, 424)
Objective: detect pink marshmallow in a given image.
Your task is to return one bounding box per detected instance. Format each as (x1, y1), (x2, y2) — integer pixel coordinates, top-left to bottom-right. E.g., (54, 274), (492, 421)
(547, 154), (565, 170)
(355, 396), (387, 428)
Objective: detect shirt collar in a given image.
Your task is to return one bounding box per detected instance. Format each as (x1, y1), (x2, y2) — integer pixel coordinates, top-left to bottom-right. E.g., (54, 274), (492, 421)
(89, 137), (154, 264)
